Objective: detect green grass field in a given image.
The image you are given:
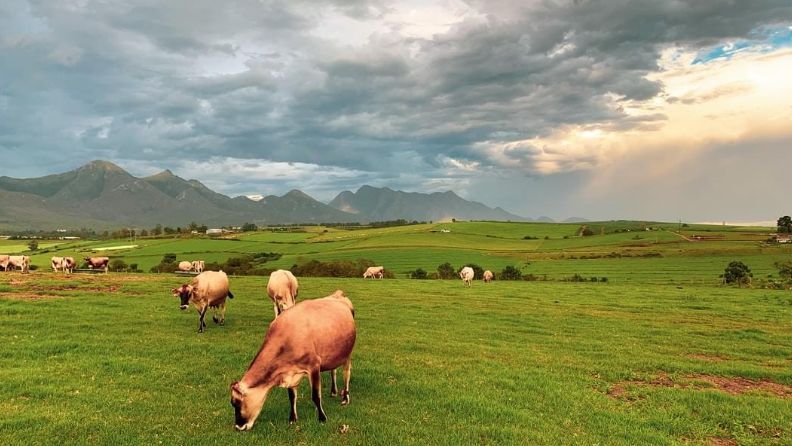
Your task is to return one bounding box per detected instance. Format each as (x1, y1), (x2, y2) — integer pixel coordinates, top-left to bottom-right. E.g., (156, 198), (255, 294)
(5, 221), (791, 284)
(0, 273), (790, 445)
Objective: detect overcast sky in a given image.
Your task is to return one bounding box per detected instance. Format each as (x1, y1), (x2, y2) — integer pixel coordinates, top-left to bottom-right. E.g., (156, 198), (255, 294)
(2, 1), (791, 222)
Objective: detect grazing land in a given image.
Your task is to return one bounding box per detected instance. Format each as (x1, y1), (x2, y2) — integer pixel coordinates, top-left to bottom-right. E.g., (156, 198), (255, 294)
(1, 220), (791, 445)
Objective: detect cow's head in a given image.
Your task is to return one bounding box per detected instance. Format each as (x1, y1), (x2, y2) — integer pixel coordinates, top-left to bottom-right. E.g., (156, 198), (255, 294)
(171, 284), (193, 309)
(231, 381), (270, 431)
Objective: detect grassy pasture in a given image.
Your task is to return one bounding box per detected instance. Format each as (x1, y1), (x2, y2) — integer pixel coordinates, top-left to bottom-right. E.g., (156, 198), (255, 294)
(0, 273), (790, 446)
(4, 220), (792, 283)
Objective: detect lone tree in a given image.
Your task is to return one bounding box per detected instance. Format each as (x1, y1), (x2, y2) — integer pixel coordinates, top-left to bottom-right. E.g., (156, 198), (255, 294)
(27, 240), (39, 251)
(721, 261), (752, 286)
(775, 260), (792, 281)
(778, 216), (792, 233)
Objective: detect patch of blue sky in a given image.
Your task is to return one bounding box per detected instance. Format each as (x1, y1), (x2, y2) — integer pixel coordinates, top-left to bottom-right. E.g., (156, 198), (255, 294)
(692, 25), (792, 64)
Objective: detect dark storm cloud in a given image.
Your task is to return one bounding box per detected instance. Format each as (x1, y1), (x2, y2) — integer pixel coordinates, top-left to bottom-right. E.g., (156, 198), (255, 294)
(1, 0), (790, 215)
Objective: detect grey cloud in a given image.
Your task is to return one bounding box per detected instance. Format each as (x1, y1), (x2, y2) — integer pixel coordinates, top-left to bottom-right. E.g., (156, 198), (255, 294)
(1, 0), (790, 217)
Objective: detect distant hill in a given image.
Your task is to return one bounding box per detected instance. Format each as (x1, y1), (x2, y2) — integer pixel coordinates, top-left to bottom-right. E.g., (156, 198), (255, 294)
(328, 185), (527, 222)
(0, 161), (531, 230)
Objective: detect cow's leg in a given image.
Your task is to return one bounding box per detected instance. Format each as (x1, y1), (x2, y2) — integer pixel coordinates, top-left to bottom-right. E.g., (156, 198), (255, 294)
(309, 369), (327, 422)
(340, 358), (352, 405)
(288, 387), (298, 424)
(329, 369), (338, 396)
(214, 301), (226, 325)
(198, 307), (207, 333)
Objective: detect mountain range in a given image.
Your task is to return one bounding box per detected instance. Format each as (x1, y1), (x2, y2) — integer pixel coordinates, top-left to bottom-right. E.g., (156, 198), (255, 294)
(0, 160), (541, 231)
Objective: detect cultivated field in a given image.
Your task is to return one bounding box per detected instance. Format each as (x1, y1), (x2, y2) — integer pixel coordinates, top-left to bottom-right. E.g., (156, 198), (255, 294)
(1, 221), (791, 445)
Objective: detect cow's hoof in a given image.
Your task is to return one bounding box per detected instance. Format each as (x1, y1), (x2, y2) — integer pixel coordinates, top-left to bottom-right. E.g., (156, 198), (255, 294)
(330, 390), (337, 397)
(318, 413), (327, 423)
(341, 391), (350, 405)
(212, 316), (219, 324)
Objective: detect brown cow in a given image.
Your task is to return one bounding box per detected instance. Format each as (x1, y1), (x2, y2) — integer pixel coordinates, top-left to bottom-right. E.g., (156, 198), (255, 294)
(172, 270), (234, 333)
(266, 269), (299, 317)
(231, 291), (356, 430)
(483, 270), (493, 283)
(8, 255), (30, 273)
(84, 256), (110, 273)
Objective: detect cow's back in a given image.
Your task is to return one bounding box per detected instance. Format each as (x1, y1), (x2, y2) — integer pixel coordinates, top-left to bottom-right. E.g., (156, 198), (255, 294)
(268, 298), (356, 371)
(191, 271), (230, 305)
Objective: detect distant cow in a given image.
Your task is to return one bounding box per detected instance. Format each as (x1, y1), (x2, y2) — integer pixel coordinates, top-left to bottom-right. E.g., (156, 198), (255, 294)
(266, 269), (299, 317)
(0, 255), (9, 271)
(231, 290), (356, 430)
(8, 255), (30, 273)
(172, 270), (234, 333)
(459, 266), (474, 287)
(363, 266), (384, 279)
(191, 260), (205, 273)
(51, 256), (65, 272)
(63, 257), (76, 273)
(483, 270), (493, 283)
(84, 256), (110, 273)
(178, 261), (193, 272)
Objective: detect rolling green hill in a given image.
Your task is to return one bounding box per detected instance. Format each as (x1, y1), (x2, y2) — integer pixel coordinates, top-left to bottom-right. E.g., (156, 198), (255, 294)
(7, 220), (789, 284)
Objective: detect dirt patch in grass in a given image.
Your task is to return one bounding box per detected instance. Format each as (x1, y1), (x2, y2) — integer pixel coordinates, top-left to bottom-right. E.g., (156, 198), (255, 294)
(707, 438), (737, 446)
(0, 292), (64, 300)
(687, 353), (729, 362)
(608, 372), (792, 399)
(690, 374), (792, 398)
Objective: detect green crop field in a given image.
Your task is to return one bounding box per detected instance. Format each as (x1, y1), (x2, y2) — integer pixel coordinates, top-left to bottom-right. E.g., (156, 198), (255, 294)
(0, 274), (790, 446)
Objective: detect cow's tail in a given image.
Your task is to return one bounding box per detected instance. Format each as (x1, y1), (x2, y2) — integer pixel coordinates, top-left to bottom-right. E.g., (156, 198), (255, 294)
(227, 290), (235, 299)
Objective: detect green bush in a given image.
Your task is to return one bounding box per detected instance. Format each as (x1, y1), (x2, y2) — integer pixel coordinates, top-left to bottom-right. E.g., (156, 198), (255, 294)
(409, 268), (428, 279)
(436, 263), (456, 279)
(499, 265), (522, 280)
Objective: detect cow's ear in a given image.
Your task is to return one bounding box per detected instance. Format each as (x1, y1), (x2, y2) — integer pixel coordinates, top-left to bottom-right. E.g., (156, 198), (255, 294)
(231, 381), (246, 396)
(171, 288), (179, 296)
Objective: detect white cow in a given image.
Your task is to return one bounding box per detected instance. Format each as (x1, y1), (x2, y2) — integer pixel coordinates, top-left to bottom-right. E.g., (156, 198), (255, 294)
(191, 260), (205, 273)
(266, 269), (299, 317)
(8, 256), (30, 273)
(459, 266), (474, 287)
(363, 266), (385, 279)
(178, 261), (193, 272)
(483, 270), (493, 283)
(52, 256), (65, 272)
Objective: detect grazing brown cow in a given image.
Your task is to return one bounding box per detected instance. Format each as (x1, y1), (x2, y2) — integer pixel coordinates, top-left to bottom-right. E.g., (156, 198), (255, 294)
(362, 266), (384, 279)
(191, 260), (205, 273)
(459, 266), (474, 287)
(84, 256), (110, 273)
(177, 261), (193, 272)
(483, 270), (493, 283)
(63, 257), (76, 274)
(266, 269), (299, 317)
(231, 291), (356, 430)
(172, 270), (234, 333)
(8, 255), (30, 273)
